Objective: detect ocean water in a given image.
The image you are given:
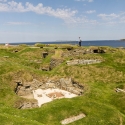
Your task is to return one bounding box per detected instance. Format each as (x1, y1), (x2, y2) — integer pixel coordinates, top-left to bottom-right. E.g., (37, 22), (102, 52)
(1, 40), (125, 48)
(81, 40), (125, 47)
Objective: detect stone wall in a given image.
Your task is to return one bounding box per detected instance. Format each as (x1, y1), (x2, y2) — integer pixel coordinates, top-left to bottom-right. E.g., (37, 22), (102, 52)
(61, 47), (105, 58)
(49, 58), (63, 70)
(67, 59), (102, 66)
(15, 78), (84, 99)
(15, 78), (84, 109)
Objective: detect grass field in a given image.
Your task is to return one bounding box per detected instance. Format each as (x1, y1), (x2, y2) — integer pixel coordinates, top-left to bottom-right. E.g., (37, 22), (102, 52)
(0, 44), (125, 125)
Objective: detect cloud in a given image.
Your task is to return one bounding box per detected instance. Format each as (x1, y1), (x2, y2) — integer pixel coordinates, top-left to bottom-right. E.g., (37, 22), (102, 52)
(0, 0), (7, 2)
(5, 22), (31, 25)
(86, 10), (96, 14)
(97, 12), (125, 25)
(98, 13), (119, 21)
(75, 0), (93, 2)
(88, 0), (93, 2)
(0, 1), (77, 20)
(120, 16), (125, 23)
(0, 1), (98, 26)
(65, 15), (98, 25)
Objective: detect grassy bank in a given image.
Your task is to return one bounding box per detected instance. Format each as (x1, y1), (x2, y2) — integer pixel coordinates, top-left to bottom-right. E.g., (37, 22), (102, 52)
(0, 44), (125, 125)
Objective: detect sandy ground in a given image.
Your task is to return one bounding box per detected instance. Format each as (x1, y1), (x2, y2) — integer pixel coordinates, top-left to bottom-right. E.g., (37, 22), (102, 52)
(33, 88), (77, 107)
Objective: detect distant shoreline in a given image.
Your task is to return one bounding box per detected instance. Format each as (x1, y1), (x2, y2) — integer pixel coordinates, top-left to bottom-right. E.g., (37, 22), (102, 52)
(1, 40), (125, 47)
(120, 39), (125, 41)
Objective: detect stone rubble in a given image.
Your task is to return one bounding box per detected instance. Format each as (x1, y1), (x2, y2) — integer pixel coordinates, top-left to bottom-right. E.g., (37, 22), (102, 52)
(49, 58), (63, 70)
(18, 102), (38, 109)
(15, 78), (84, 109)
(115, 88), (125, 93)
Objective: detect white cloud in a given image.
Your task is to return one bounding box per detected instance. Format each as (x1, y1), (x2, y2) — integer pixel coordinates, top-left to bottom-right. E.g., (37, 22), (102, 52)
(0, 0), (97, 25)
(120, 16), (125, 23)
(88, 0), (93, 2)
(0, 1), (77, 20)
(0, 0), (7, 2)
(98, 13), (119, 21)
(86, 10), (96, 14)
(97, 12), (125, 25)
(0, 1), (98, 26)
(64, 16), (98, 25)
(5, 22), (31, 25)
(75, 0), (93, 2)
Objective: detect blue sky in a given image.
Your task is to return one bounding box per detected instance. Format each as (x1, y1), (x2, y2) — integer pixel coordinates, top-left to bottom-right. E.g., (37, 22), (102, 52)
(0, 0), (125, 43)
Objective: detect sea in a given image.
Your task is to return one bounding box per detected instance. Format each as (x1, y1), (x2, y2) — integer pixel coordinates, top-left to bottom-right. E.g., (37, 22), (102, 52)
(1, 40), (125, 48)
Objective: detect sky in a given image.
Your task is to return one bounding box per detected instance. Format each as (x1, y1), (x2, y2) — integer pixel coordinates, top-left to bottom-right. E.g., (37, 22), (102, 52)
(0, 0), (125, 43)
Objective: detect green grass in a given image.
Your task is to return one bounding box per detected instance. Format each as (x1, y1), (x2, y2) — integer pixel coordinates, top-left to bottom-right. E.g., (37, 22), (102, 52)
(0, 45), (125, 125)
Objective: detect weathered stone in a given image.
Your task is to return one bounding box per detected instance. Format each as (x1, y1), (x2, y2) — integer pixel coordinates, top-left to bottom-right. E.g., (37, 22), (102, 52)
(49, 58), (63, 70)
(15, 78), (84, 109)
(17, 90), (26, 96)
(115, 88), (125, 93)
(41, 66), (50, 71)
(46, 82), (56, 88)
(88, 47), (105, 54)
(40, 84), (47, 89)
(61, 113), (86, 125)
(19, 102), (38, 109)
(67, 59), (102, 66)
(60, 78), (73, 87)
(16, 78), (84, 96)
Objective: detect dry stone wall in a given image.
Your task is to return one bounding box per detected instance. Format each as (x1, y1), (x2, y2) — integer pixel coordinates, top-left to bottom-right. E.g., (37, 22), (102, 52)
(15, 78), (84, 109)
(49, 58), (63, 70)
(15, 78), (84, 96)
(67, 59), (102, 66)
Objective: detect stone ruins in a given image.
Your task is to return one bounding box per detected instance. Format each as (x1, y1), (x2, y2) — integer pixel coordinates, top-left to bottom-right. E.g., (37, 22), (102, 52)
(15, 78), (84, 109)
(67, 59), (102, 66)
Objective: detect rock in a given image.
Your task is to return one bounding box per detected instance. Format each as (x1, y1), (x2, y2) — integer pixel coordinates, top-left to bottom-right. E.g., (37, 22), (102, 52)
(67, 60), (79, 65)
(41, 66), (50, 71)
(67, 59), (102, 66)
(15, 81), (23, 94)
(16, 79), (44, 96)
(88, 47), (105, 53)
(18, 101), (38, 109)
(46, 82), (56, 89)
(49, 58), (63, 70)
(60, 78), (73, 87)
(61, 113), (86, 125)
(115, 88), (125, 93)
(17, 90), (26, 96)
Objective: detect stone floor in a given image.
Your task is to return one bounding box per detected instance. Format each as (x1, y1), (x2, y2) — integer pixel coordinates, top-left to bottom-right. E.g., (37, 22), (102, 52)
(33, 88), (77, 107)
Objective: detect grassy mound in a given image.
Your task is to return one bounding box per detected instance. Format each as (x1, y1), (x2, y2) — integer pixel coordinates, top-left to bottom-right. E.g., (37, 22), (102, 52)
(0, 45), (125, 125)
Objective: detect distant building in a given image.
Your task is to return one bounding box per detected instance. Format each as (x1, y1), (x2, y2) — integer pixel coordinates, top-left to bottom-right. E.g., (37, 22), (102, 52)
(5, 43), (9, 46)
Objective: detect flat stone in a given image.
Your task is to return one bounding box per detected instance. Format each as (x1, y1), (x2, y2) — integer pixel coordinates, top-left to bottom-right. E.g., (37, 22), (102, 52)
(61, 113), (86, 125)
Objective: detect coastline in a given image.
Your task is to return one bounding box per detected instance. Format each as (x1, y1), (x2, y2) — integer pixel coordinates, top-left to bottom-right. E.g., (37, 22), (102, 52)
(1, 40), (125, 48)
